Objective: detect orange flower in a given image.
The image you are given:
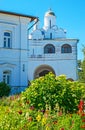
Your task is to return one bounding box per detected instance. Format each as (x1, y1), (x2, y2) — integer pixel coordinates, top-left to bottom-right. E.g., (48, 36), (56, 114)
(28, 117), (33, 122)
(18, 110), (22, 115)
(80, 124), (85, 128)
(53, 120), (58, 124)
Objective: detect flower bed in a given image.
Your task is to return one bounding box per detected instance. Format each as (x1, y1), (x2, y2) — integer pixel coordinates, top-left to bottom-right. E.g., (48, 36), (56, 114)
(0, 95), (85, 130)
(0, 73), (85, 129)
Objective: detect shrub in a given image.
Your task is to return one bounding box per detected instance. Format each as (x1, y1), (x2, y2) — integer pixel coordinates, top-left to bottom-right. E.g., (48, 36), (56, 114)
(22, 72), (85, 113)
(0, 82), (11, 97)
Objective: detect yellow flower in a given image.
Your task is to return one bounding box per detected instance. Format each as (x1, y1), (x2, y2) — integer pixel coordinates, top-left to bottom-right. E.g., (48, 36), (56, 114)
(36, 114), (41, 122)
(46, 126), (50, 130)
(42, 117), (47, 125)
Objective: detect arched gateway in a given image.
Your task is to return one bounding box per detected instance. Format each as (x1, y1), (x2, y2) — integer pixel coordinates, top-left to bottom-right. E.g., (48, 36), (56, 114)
(34, 65), (55, 79)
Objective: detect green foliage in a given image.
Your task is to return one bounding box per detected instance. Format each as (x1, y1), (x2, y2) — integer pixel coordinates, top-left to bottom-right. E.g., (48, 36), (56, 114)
(78, 45), (85, 83)
(22, 72), (85, 113)
(0, 82), (11, 97)
(78, 60), (85, 83)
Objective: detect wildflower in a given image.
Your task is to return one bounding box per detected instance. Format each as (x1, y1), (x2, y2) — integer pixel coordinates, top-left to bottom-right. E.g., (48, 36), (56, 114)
(81, 113), (85, 117)
(28, 116), (33, 122)
(53, 120), (58, 124)
(36, 114), (41, 122)
(60, 128), (64, 130)
(80, 124), (85, 128)
(18, 110), (22, 115)
(41, 109), (45, 113)
(30, 106), (34, 110)
(78, 99), (84, 112)
(26, 100), (29, 104)
(46, 125), (50, 130)
(42, 117), (47, 125)
(58, 110), (62, 116)
(82, 119), (85, 122)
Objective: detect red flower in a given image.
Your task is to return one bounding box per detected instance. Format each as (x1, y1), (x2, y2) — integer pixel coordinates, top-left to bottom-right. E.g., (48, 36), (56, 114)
(81, 113), (85, 117)
(78, 99), (84, 112)
(60, 128), (64, 130)
(82, 119), (85, 122)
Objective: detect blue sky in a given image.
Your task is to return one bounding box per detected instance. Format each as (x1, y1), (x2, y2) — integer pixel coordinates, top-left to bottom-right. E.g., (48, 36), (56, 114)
(0, 0), (85, 60)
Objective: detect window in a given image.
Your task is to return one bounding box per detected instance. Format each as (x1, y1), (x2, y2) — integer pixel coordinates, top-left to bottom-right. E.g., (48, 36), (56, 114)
(50, 33), (52, 39)
(4, 31), (12, 48)
(44, 44), (55, 54)
(50, 20), (51, 28)
(3, 71), (11, 85)
(61, 44), (72, 53)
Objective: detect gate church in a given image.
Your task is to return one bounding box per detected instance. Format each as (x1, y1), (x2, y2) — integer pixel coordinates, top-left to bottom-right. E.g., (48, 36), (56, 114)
(0, 9), (79, 93)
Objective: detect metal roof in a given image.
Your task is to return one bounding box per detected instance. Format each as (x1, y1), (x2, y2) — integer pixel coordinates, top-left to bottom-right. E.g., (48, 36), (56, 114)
(0, 10), (38, 21)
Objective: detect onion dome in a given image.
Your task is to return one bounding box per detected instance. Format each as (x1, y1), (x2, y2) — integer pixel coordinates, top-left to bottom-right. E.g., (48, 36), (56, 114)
(45, 9), (56, 17)
(43, 9), (56, 30)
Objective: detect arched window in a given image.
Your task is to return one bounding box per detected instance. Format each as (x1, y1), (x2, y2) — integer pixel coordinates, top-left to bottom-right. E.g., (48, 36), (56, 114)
(44, 44), (55, 54)
(61, 44), (72, 53)
(3, 70), (11, 85)
(4, 31), (12, 48)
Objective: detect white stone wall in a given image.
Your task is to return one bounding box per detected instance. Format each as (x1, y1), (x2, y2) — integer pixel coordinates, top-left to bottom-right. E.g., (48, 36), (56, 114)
(28, 39), (78, 80)
(0, 12), (31, 93)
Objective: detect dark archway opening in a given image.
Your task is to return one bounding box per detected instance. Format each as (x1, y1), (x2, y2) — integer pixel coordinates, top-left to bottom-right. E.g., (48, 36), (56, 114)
(34, 65), (55, 79)
(39, 70), (49, 77)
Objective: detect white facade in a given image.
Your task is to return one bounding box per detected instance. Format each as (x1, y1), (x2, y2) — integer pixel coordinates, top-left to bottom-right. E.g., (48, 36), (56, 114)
(0, 9), (79, 94)
(28, 9), (79, 81)
(0, 10), (37, 94)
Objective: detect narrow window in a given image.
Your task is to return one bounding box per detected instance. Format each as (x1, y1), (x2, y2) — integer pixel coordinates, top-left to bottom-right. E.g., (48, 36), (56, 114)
(22, 64), (25, 72)
(50, 33), (52, 39)
(3, 71), (11, 85)
(50, 20), (51, 28)
(4, 31), (12, 48)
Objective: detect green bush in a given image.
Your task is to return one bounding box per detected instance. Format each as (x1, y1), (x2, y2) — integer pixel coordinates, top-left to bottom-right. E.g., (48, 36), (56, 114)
(22, 72), (85, 113)
(0, 82), (11, 97)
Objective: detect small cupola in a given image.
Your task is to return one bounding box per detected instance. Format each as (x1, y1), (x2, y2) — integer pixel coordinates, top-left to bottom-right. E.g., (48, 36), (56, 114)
(43, 9), (56, 30)
(45, 9), (56, 17)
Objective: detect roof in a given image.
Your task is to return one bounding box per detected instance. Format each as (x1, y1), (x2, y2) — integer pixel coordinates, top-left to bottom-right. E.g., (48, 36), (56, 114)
(0, 10), (38, 21)
(45, 9), (56, 17)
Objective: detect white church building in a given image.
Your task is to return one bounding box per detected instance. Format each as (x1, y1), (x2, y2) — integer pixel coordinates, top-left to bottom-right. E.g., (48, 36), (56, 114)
(0, 9), (79, 94)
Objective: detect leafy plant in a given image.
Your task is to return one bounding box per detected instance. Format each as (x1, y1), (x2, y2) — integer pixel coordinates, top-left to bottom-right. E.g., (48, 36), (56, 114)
(22, 72), (85, 113)
(0, 82), (11, 97)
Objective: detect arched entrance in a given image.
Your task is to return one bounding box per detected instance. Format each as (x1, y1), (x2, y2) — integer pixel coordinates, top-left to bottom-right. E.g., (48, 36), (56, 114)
(34, 65), (55, 79)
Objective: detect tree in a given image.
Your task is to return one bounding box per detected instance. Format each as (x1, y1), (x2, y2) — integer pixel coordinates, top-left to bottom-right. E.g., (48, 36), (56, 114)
(78, 46), (85, 83)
